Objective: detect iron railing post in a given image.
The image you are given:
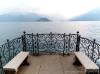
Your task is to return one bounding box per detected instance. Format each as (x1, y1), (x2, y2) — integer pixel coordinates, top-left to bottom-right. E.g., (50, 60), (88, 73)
(12, 45), (15, 58)
(7, 39), (11, 61)
(50, 32), (53, 54)
(68, 33), (71, 55)
(92, 39), (95, 62)
(36, 33), (39, 55)
(0, 54), (3, 74)
(63, 33), (65, 56)
(32, 33), (34, 55)
(22, 31), (27, 51)
(76, 31), (80, 52)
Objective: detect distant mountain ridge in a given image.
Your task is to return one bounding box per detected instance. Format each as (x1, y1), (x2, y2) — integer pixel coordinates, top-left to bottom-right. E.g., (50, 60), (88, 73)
(37, 17), (51, 22)
(70, 7), (100, 21)
(0, 12), (51, 22)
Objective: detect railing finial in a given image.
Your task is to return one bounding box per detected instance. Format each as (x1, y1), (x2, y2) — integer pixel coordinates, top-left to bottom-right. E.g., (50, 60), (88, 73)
(77, 31), (79, 34)
(23, 31), (26, 35)
(93, 39), (96, 42)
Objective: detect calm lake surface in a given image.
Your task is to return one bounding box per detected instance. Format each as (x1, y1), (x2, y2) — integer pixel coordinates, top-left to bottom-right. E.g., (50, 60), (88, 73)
(0, 21), (100, 44)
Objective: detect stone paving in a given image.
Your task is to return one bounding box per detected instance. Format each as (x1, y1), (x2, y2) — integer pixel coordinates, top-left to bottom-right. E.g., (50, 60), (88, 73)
(18, 54), (85, 74)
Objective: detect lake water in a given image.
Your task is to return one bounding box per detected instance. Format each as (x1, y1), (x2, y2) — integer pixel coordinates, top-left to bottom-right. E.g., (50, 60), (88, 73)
(0, 21), (100, 44)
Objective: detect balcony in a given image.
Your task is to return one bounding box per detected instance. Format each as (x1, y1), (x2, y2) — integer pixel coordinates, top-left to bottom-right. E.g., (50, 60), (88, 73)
(0, 31), (100, 74)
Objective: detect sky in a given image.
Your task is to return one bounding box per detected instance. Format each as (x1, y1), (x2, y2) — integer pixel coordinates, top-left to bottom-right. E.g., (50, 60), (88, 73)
(0, 0), (100, 19)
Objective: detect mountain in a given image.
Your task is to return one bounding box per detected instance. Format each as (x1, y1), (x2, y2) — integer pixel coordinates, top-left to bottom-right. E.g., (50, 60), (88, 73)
(37, 17), (51, 22)
(70, 8), (100, 21)
(0, 12), (51, 22)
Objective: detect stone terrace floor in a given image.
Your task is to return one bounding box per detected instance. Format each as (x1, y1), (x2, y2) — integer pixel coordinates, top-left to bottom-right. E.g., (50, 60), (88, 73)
(18, 54), (85, 74)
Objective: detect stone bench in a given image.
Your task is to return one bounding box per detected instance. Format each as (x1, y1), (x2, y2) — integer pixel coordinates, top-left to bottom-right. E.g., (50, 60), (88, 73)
(3, 51), (29, 74)
(74, 52), (99, 74)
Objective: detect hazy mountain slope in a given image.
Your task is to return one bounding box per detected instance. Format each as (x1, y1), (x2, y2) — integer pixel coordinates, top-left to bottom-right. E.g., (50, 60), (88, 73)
(70, 8), (100, 21)
(0, 12), (51, 21)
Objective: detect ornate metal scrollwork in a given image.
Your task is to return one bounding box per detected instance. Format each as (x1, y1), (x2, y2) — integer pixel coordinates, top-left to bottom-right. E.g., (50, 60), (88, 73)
(79, 37), (100, 63)
(24, 32), (77, 55)
(0, 37), (22, 66)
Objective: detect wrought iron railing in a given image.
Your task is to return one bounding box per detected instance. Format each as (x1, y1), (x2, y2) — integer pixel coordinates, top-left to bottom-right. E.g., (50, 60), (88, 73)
(0, 37), (22, 74)
(80, 37), (100, 63)
(25, 32), (77, 55)
(0, 31), (100, 74)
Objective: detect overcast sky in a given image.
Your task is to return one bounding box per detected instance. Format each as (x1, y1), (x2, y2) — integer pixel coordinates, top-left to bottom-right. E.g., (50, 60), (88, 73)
(0, 0), (100, 19)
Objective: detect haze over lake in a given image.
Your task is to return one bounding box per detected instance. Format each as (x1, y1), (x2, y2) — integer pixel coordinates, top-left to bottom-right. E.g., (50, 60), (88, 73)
(0, 21), (100, 44)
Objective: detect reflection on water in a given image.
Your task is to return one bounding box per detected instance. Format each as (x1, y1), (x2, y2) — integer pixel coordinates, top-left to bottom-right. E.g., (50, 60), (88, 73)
(0, 21), (100, 44)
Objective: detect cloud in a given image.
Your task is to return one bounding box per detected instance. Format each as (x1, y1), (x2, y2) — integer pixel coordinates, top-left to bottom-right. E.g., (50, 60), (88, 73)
(0, 0), (100, 18)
